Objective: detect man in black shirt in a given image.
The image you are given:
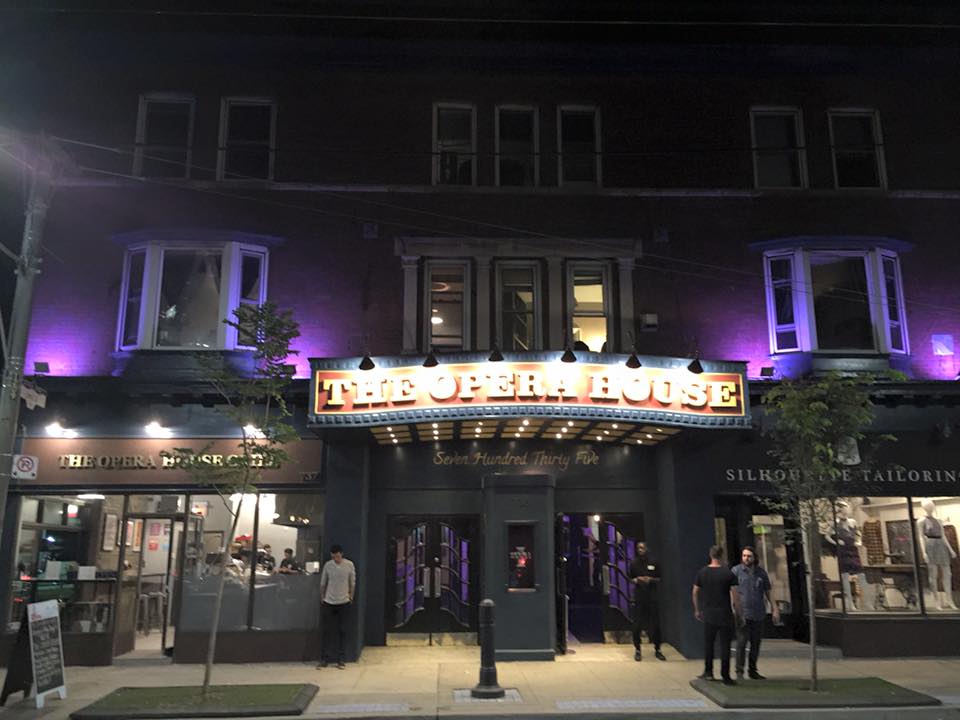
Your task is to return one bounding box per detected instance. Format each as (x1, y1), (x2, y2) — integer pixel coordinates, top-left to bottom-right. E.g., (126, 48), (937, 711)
(692, 545), (741, 685)
(278, 547), (302, 574)
(629, 541), (665, 661)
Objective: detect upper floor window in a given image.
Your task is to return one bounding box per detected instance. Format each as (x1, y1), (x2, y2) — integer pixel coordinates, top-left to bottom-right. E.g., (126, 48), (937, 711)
(567, 263), (610, 351)
(763, 248), (907, 355)
(425, 261), (470, 350)
(433, 104), (476, 186)
(218, 97), (277, 181)
(558, 106), (601, 187)
(118, 239), (269, 351)
(750, 107), (806, 189)
(829, 110), (886, 189)
(496, 106), (539, 187)
(134, 94), (195, 178)
(496, 263), (541, 351)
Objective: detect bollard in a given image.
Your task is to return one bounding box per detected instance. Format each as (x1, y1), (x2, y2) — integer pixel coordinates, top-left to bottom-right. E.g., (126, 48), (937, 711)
(471, 599), (505, 699)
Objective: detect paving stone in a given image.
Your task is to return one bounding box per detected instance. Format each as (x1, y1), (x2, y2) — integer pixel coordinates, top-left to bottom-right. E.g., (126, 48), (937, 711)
(556, 698), (709, 710)
(452, 688), (523, 703)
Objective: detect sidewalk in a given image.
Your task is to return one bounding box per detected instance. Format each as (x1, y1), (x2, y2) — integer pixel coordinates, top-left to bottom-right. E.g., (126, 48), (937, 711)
(2, 642), (959, 720)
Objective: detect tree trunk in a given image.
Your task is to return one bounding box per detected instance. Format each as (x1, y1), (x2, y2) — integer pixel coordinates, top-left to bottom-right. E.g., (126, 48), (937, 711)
(801, 516), (819, 692)
(202, 494), (245, 696)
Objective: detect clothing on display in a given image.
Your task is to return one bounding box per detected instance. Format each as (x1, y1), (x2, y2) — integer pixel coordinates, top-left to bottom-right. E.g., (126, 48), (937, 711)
(836, 522), (864, 574)
(862, 520), (885, 565)
(946, 525), (960, 592)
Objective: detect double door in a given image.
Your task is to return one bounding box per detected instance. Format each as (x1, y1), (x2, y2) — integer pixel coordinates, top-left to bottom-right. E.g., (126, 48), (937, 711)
(387, 516), (479, 641)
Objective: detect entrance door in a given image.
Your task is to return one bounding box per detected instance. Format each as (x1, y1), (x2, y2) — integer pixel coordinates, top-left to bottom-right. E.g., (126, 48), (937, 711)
(386, 516), (480, 643)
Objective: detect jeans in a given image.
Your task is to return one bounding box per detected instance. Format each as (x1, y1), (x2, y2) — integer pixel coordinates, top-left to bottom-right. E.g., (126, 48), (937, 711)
(322, 601), (349, 663)
(632, 602), (661, 650)
(736, 618), (764, 674)
(703, 622), (732, 679)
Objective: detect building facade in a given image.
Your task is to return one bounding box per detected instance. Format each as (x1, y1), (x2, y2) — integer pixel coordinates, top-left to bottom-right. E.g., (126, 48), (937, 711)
(2, 2), (960, 664)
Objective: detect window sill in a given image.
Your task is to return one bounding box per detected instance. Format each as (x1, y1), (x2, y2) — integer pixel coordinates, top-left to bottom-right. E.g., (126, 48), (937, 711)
(771, 352), (908, 378)
(112, 349), (255, 381)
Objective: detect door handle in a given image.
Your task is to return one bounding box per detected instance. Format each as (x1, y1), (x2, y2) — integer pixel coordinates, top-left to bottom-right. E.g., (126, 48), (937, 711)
(422, 567), (431, 596)
(433, 567), (442, 598)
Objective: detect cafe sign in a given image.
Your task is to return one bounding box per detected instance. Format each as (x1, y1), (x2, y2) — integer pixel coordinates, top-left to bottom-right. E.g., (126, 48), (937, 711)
(310, 355), (750, 429)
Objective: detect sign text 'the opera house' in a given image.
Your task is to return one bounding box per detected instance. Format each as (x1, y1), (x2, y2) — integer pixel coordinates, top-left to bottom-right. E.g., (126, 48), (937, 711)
(311, 361), (745, 419)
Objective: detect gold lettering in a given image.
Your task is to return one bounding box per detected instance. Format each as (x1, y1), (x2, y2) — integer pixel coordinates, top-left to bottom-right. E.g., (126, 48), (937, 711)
(488, 373), (514, 399)
(515, 372), (545, 399)
(588, 373), (619, 400)
(709, 381), (739, 408)
(652, 379), (674, 405)
(545, 373), (578, 398)
(390, 377), (416, 403)
(681, 381), (708, 407)
(621, 375), (651, 403)
(458, 374), (484, 400)
(322, 379), (352, 407)
(353, 378), (387, 405)
(161, 454), (178, 468)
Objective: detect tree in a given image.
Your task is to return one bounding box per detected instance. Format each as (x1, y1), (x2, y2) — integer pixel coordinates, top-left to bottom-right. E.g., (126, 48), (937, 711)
(760, 372), (891, 691)
(162, 302), (299, 695)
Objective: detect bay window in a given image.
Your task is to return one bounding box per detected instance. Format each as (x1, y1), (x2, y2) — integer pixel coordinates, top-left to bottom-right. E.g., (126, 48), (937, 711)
(496, 263), (541, 351)
(117, 239), (269, 351)
(425, 261), (470, 350)
(567, 263), (611, 352)
(763, 247), (908, 356)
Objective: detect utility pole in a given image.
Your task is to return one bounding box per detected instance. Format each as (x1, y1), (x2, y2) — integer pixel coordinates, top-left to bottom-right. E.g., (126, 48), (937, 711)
(0, 132), (59, 544)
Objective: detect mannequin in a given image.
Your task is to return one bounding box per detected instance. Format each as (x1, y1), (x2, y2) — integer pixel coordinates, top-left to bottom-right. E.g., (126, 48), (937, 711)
(917, 499), (958, 610)
(834, 501), (874, 611)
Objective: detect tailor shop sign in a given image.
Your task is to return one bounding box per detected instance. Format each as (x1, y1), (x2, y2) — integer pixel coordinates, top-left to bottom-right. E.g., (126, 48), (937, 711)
(725, 466), (960, 493)
(17, 438), (324, 487)
(311, 359), (746, 425)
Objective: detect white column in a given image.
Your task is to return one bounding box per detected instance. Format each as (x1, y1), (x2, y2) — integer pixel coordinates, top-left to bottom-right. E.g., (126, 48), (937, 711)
(475, 256), (491, 350)
(401, 255), (420, 353)
(547, 257), (564, 350)
(617, 257), (636, 353)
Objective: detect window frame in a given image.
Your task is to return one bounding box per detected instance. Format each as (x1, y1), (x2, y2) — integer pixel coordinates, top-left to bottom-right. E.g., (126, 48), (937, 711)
(116, 240), (269, 352)
(557, 105), (602, 188)
(828, 109), (887, 190)
(495, 261), (543, 351)
(762, 248), (908, 356)
(495, 105), (540, 188)
(134, 93), (195, 179)
(750, 106), (808, 190)
(423, 259), (472, 351)
(217, 96), (278, 182)
(566, 260), (612, 352)
(432, 102), (478, 187)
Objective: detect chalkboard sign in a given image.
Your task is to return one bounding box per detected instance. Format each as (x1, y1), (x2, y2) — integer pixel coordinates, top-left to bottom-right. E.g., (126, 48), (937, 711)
(26, 600), (66, 708)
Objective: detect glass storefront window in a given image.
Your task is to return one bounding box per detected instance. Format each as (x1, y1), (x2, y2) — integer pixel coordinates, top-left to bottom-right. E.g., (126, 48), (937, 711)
(911, 497), (960, 614)
(252, 493), (323, 631)
(750, 514), (791, 617)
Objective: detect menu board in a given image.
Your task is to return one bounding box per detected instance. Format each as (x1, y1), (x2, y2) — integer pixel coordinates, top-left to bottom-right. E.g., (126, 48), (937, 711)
(27, 601), (66, 708)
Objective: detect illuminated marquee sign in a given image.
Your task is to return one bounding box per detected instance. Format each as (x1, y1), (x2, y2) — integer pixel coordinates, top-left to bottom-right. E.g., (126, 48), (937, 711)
(309, 357), (750, 429)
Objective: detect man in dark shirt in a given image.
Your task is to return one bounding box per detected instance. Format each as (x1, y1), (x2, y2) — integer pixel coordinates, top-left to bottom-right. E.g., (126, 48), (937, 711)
(278, 547), (302, 574)
(732, 546), (779, 680)
(629, 541), (665, 661)
(692, 545), (741, 685)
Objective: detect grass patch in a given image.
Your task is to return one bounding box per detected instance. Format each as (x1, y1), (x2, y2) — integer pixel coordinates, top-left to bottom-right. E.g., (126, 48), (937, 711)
(71, 684), (318, 719)
(691, 677), (941, 709)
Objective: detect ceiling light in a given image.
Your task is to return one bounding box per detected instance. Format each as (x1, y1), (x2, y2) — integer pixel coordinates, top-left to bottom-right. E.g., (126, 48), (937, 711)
(77, 493), (105, 500)
(514, 432), (521, 438)
(474, 427), (481, 434)
(556, 433), (562, 439)
(392, 438), (398, 444)
(432, 423), (439, 428)
(387, 426), (393, 432)
(560, 347), (577, 363)
(389, 433), (395, 438)
(603, 430), (610, 435)
(359, 354), (376, 371)
(561, 427), (568, 433)
(596, 435), (602, 441)
(636, 439), (643, 444)
(522, 419), (529, 426)
(145, 421), (172, 438)
(567, 421), (574, 427)
(612, 424), (618, 429)
(488, 346), (504, 362)
(593, 514), (601, 522)
(430, 316), (444, 325)
(687, 357), (704, 374)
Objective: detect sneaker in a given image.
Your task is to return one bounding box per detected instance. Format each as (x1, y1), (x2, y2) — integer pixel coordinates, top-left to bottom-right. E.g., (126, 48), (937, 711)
(336, 661), (345, 669)
(316, 661), (328, 669)
(748, 670), (766, 680)
(697, 672), (716, 681)
(722, 677), (737, 686)
(634, 649), (642, 661)
(655, 650), (666, 661)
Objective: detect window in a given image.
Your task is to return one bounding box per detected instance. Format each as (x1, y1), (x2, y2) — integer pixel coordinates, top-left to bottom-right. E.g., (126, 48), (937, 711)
(426, 262), (470, 350)
(218, 98), (276, 181)
(117, 239), (269, 351)
(496, 106), (538, 187)
(762, 248), (908, 355)
(236, 251), (267, 347)
(433, 104), (476, 186)
(829, 110), (885, 189)
(558, 106), (600, 186)
(134, 94), (194, 178)
(750, 108), (806, 189)
(568, 263), (610, 351)
(496, 263), (541, 350)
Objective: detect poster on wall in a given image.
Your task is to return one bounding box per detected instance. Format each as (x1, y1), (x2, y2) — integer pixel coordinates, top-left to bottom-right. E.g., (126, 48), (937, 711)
(133, 519), (143, 552)
(507, 524), (536, 591)
(102, 514), (118, 552)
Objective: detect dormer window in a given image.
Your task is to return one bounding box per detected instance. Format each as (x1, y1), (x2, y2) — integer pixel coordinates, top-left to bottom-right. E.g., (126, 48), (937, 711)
(116, 232), (271, 351)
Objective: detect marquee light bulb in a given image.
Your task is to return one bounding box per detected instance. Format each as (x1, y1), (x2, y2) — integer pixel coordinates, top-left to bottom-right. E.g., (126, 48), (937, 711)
(522, 419), (529, 426)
